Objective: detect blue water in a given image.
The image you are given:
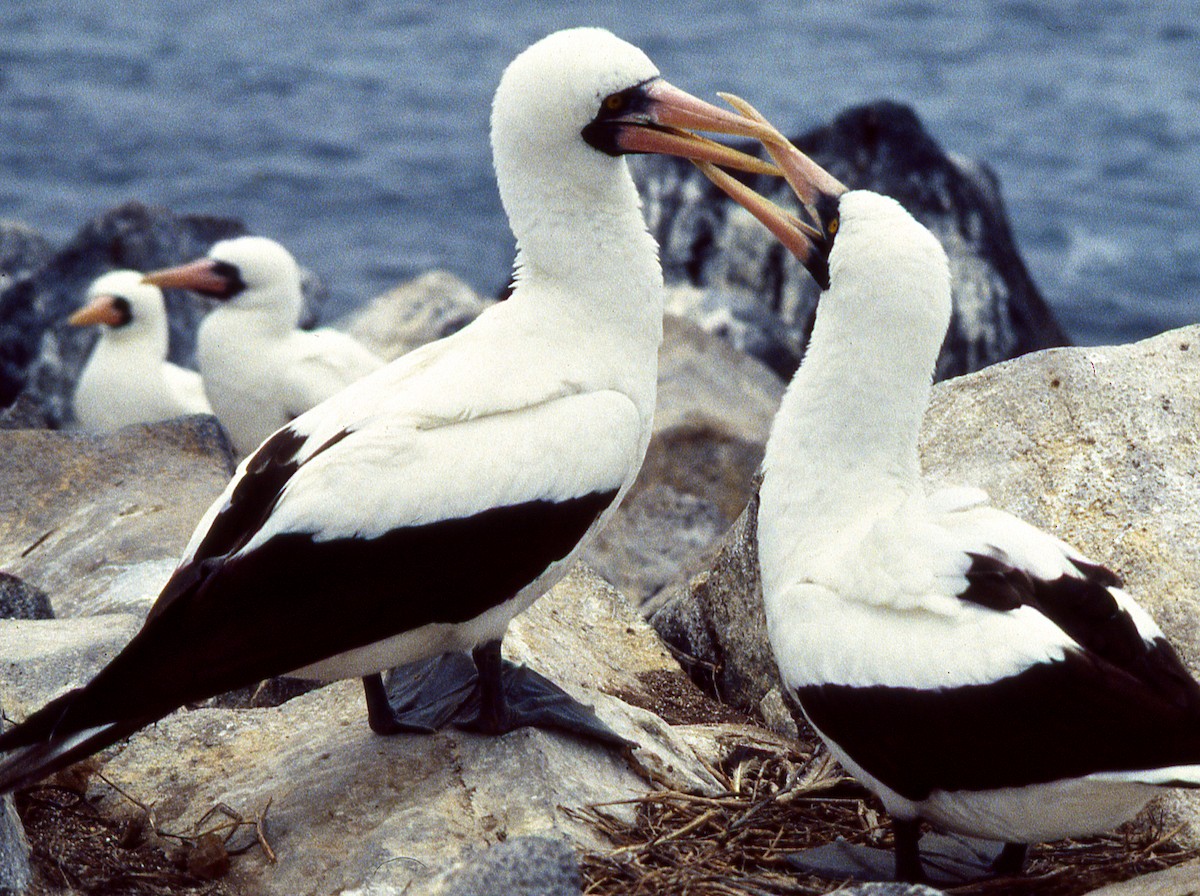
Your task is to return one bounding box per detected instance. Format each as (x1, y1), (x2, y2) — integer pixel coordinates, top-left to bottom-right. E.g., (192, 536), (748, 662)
(2, 1), (1199, 346)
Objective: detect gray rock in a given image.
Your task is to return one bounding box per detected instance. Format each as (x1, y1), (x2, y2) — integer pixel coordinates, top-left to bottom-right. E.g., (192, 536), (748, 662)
(649, 493), (772, 713)
(0, 220), (52, 285)
(839, 884), (947, 896)
(650, 325), (1200, 843)
(1083, 859), (1200, 895)
(631, 100), (1068, 381)
(344, 270), (492, 362)
(0, 393), (53, 430)
(0, 699), (32, 896)
(0, 573), (52, 621)
(435, 836), (580, 896)
(0, 416), (234, 619)
(0, 614), (142, 720)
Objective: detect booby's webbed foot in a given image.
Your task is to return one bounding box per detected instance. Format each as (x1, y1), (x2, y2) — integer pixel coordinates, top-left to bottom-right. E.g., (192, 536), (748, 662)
(363, 654), (480, 734)
(785, 840), (906, 883)
(455, 640), (631, 748)
(364, 642), (630, 749)
(786, 827), (1025, 886)
(915, 833), (1026, 884)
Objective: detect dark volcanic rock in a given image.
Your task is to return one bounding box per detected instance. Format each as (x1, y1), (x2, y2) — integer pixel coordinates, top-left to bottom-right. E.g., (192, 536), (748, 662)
(438, 836), (582, 896)
(631, 100), (1068, 380)
(0, 220), (53, 286)
(0, 572), (53, 621)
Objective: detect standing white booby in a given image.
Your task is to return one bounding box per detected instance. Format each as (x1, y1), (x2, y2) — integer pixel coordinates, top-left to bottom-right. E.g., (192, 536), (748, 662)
(143, 235), (386, 457)
(695, 99), (1200, 883)
(0, 28), (782, 793)
(68, 269), (212, 431)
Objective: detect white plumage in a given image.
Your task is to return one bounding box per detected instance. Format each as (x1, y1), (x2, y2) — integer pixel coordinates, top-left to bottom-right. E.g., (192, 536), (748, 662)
(696, 116), (1200, 879)
(69, 269), (211, 431)
(146, 235), (385, 456)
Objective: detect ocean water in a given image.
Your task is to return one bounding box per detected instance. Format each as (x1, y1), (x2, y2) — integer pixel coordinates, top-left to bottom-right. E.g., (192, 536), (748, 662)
(2, 0), (1199, 346)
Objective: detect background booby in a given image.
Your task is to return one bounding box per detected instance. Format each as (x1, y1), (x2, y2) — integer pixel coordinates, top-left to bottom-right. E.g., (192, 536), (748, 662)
(144, 235), (386, 457)
(0, 27), (781, 794)
(698, 103), (1200, 883)
(68, 269), (211, 432)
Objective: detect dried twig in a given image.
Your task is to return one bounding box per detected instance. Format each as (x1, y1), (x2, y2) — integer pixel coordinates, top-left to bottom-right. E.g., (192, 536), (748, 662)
(575, 739), (1200, 896)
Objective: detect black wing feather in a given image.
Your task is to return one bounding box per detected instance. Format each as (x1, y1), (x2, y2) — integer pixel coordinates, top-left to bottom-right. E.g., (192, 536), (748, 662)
(796, 550), (1200, 799)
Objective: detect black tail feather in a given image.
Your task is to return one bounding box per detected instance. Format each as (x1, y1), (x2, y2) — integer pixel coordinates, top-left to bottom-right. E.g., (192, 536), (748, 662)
(0, 688), (155, 794)
(0, 716), (148, 794)
(0, 719), (145, 796)
(0, 688), (82, 753)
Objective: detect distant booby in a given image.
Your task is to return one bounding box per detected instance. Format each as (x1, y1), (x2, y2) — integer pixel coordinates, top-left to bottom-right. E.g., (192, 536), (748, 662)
(0, 28), (780, 793)
(68, 269), (212, 431)
(698, 100), (1200, 882)
(144, 235), (386, 457)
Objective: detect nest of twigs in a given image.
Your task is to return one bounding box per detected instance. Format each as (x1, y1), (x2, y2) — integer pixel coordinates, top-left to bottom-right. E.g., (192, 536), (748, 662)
(14, 762), (273, 896)
(574, 738), (1200, 896)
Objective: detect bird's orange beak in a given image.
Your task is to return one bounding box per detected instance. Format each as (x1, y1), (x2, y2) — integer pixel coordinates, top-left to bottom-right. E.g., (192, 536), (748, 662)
(68, 295), (128, 328)
(691, 93), (848, 288)
(582, 77), (782, 177)
(143, 258), (241, 300)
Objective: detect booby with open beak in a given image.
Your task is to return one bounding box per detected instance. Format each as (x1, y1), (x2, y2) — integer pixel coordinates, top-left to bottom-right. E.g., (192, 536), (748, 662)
(68, 269), (211, 431)
(144, 235), (386, 457)
(0, 28), (783, 794)
(695, 98), (1200, 883)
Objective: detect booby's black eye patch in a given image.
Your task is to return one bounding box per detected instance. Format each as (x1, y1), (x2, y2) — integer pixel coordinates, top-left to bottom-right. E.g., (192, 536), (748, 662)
(111, 296), (133, 328)
(582, 79), (659, 157)
(209, 260), (247, 300)
(591, 78), (656, 122)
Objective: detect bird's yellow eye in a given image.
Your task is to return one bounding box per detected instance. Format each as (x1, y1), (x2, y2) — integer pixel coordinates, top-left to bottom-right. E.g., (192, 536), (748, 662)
(604, 93), (626, 113)
(828, 217), (839, 235)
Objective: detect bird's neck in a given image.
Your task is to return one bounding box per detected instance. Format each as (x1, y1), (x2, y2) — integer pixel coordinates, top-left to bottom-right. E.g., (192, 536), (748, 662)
(507, 159), (665, 345)
(208, 290), (301, 338)
(96, 326), (168, 365)
(760, 297), (937, 534)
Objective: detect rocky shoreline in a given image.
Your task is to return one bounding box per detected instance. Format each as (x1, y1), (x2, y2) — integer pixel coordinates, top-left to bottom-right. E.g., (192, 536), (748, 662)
(1, 104), (1197, 896)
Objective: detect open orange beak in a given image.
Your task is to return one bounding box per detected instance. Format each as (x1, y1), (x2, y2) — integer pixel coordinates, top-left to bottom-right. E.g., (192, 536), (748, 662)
(582, 77), (782, 177)
(691, 93), (848, 289)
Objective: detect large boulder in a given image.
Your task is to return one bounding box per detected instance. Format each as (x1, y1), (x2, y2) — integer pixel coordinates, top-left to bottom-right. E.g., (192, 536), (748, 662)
(651, 325), (1200, 841)
(0, 416), (234, 620)
(631, 100), (1068, 381)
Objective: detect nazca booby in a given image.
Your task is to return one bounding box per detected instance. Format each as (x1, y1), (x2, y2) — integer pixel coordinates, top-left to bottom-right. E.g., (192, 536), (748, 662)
(68, 269), (212, 431)
(695, 99), (1200, 882)
(0, 28), (782, 793)
(144, 235), (385, 457)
